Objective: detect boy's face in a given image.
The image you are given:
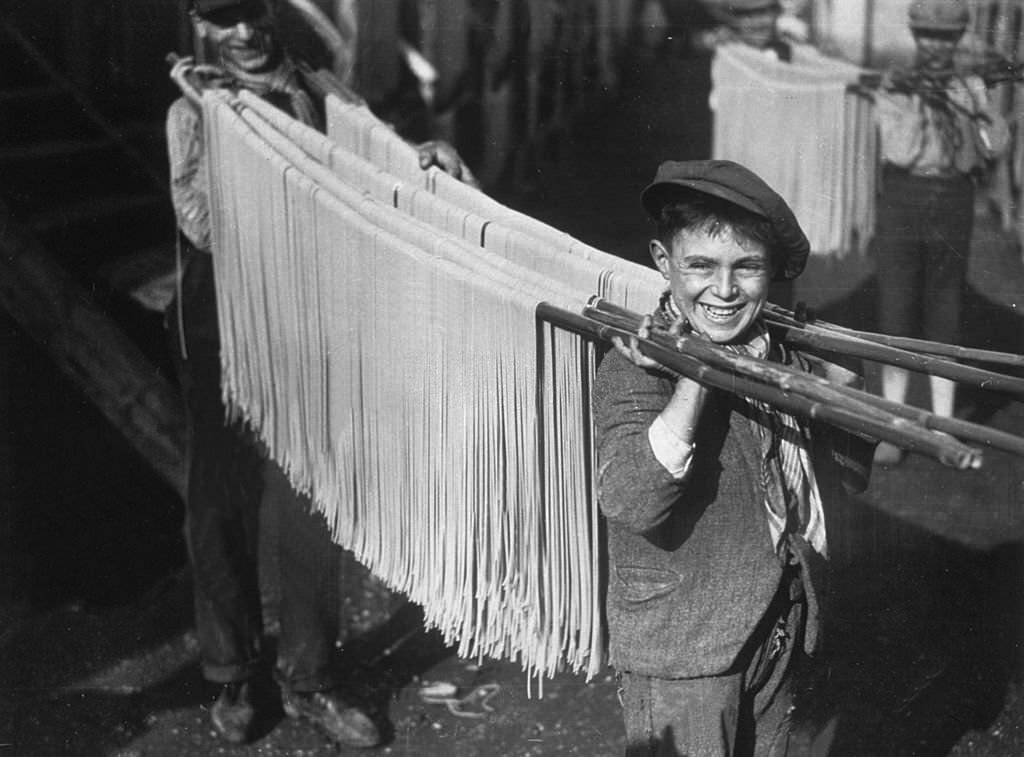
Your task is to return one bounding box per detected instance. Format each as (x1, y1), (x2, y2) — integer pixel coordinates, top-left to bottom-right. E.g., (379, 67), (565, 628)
(196, 3), (279, 74)
(650, 225), (772, 344)
(913, 30), (961, 71)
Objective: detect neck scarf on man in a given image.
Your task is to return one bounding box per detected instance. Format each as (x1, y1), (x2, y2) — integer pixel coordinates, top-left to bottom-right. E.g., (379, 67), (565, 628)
(659, 292), (827, 558)
(228, 59), (320, 129)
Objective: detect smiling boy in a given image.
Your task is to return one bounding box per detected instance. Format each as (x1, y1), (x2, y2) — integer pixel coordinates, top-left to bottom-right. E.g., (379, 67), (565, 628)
(594, 160), (873, 756)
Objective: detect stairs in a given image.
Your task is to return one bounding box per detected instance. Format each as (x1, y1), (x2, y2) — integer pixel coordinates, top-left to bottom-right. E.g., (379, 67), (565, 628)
(0, 16), (187, 609)
(0, 17), (176, 306)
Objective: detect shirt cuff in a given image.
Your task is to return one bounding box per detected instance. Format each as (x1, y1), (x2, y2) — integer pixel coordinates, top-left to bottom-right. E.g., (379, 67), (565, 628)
(648, 415), (694, 480)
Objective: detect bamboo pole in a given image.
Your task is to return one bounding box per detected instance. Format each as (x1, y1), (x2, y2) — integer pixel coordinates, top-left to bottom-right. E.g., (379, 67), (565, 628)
(826, 376), (1024, 457)
(764, 304), (1024, 369)
(581, 301), (986, 467)
(768, 323), (1024, 397)
(597, 299), (1024, 395)
(536, 303), (982, 470)
(596, 297), (1022, 386)
(741, 303), (1024, 395)
(584, 300), (1024, 460)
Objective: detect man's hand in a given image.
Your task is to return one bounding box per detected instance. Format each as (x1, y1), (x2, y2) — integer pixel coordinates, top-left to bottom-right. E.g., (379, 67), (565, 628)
(417, 140), (479, 187)
(168, 54), (231, 107)
(170, 55), (226, 80)
(169, 55), (204, 107)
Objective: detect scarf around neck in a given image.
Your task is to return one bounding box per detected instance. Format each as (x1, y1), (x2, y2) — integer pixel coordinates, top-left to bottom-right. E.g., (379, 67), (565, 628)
(227, 59), (320, 129)
(657, 292), (827, 558)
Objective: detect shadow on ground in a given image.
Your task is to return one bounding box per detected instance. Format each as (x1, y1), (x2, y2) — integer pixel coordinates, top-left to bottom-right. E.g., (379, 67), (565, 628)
(808, 513), (1023, 756)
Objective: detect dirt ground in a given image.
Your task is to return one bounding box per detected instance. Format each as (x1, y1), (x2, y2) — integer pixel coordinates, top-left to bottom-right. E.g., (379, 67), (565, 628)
(2, 50), (1024, 756)
(1, 440), (1022, 756)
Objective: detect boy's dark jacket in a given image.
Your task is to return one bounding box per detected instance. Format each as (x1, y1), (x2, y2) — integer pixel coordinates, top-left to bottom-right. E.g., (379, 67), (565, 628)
(593, 339), (873, 678)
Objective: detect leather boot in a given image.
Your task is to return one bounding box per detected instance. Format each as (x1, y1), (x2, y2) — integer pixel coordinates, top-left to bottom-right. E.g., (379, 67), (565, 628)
(210, 680), (255, 744)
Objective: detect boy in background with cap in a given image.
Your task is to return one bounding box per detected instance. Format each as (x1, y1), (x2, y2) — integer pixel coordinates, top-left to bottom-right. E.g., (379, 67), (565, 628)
(165, 0), (472, 747)
(593, 159), (875, 755)
(856, 0), (1008, 464)
(696, 1), (799, 60)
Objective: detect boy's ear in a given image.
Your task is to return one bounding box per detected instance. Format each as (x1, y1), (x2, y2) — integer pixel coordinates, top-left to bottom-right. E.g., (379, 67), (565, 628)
(649, 239), (671, 279)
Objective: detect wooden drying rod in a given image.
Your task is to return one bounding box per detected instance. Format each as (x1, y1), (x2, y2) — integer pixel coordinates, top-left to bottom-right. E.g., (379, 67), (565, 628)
(536, 298), (1024, 471)
(763, 304), (1024, 369)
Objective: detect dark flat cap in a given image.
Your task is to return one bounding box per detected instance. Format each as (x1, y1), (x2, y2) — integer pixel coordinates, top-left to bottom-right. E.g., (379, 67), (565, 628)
(641, 159), (809, 281)
(192, 0), (268, 24)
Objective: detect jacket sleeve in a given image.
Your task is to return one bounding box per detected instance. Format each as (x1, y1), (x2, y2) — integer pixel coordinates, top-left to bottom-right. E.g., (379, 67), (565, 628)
(593, 349), (694, 534)
(166, 97), (212, 251)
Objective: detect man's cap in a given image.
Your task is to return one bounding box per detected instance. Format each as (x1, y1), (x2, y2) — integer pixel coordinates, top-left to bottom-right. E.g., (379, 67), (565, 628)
(641, 159), (810, 281)
(908, 0), (970, 32)
(191, 0), (269, 25)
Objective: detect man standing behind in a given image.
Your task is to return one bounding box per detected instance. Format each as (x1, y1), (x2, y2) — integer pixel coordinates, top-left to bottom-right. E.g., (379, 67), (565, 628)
(165, 0), (471, 746)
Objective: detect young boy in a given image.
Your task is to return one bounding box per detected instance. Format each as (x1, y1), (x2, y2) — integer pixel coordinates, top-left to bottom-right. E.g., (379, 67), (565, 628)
(865, 0), (1008, 463)
(594, 159), (874, 755)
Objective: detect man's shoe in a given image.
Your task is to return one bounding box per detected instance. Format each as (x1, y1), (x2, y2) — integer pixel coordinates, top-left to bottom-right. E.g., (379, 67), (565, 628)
(210, 681), (255, 744)
(281, 688), (381, 748)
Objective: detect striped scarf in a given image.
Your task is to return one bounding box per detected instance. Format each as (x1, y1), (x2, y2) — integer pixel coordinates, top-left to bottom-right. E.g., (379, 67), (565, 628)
(659, 293), (826, 557)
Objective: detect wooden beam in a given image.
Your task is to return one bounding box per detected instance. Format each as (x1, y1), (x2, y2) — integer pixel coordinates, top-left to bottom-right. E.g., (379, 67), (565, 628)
(0, 199), (186, 498)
